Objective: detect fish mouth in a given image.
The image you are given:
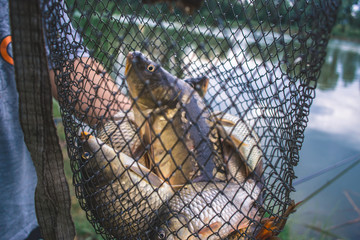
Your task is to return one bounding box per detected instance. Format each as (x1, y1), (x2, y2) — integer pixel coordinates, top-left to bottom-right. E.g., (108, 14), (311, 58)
(80, 131), (93, 141)
(125, 52), (133, 76)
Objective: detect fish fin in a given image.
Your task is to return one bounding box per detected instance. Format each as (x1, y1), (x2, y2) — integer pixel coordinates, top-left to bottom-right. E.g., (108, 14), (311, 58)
(237, 220), (250, 230)
(256, 201), (300, 239)
(144, 120), (155, 166)
(212, 112), (235, 127)
(184, 76), (209, 98)
(131, 143), (146, 162)
(255, 217), (278, 239)
(124, 162), (164, 188)
(219, 118), (236, 127)
(170, 184), (185, 191)
(223, 220), (250, 237)
(143, 152), (152, 172)
(198, 222), (222, 237)
(229, 135), (248, 148)
(254, 159), (264, 177)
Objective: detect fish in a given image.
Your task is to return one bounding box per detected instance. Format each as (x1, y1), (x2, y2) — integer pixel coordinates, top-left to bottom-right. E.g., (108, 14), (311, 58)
(80, 132), (174, 239)
(209, 112), (265, 239)
(96, 110), (149, 167)
(184, 76), (209, 98)
(96, 111), (140, 157)
(212, 111), (264, 183)
(96, 75), (209, 159)
(184, 75), (263, 183)
(125, 51), (215, 186)
(142, 87), (264, 239)
(153, 180), (262, 240)
(254, 201), (301, 240)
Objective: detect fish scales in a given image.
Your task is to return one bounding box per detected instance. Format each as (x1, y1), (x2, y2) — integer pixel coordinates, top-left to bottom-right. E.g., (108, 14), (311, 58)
(211, 111), (263, 183)
(81, 133), (173, 239)
(91, 52), (265, 239)
(215, 111), (262, 170)
(96, 111), (143, 160)
(125, 51), (215, 185)
(156, 181), (261, 240)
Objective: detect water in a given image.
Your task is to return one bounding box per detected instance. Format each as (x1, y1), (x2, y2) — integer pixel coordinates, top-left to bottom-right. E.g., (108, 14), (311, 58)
(290, 40), (360, 239)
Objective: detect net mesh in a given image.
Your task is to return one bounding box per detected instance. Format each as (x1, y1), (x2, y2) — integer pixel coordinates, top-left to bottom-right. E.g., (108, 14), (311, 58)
(43, 0), (340, 239)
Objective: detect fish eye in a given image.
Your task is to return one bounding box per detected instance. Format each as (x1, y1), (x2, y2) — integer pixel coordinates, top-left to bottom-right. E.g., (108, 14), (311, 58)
(81, 152), (91, 159)
(158, 229), (166, 239)
(147, 64), (156, 72)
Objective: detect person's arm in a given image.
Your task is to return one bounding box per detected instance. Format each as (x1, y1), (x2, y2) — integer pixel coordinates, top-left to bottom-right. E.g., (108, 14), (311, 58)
(49, 57), (131, 126)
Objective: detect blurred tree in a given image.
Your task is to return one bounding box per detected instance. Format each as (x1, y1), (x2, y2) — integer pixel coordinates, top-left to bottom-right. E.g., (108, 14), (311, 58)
(351, 2), (360, 27)
(317, 48), (339, 91)
(337, 0), (359, 30)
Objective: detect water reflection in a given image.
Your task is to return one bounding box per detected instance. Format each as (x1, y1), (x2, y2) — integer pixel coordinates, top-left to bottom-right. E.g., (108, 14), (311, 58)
(317, 48), (340, 90)
(342, 51), (359, 83)
(318, 44), (360, 91)
(307, 40), (360, 147)
(291, 40), (360, 239)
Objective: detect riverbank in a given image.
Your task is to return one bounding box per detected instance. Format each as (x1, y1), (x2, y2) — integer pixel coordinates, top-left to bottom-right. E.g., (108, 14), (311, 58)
(331, 24), (360, 44)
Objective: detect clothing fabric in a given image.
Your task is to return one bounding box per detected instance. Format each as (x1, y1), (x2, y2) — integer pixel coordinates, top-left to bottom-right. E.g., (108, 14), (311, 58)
(0, 1), (88, 239)
(0, 1), (38, 239)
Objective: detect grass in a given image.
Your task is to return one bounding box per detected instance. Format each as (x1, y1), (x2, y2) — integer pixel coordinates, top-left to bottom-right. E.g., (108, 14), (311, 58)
(278, 157), (360, 240)
(280, 211), (341, 240)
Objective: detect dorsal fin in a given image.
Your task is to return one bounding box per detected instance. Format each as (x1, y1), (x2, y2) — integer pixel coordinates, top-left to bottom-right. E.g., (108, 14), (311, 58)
(184, 76), (209, 98)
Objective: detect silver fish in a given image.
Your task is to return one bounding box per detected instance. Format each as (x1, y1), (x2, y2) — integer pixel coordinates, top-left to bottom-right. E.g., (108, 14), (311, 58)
(211, 111), (263, 182)
(80, 132), (174, 239)
(96, 110), (150, 167)
(154, 180), (261, 240)
(184, 75), (263, 182)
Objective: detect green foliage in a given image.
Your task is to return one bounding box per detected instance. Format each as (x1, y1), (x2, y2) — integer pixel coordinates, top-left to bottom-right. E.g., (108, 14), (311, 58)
(66, 0), (360, 43)
(333, 0), (360, 41)
(337, 0), (359, 26)
(52, 99), (61, 118)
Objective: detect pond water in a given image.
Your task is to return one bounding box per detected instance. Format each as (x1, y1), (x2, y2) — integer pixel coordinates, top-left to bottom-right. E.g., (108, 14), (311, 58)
(289, 39), (360, 239)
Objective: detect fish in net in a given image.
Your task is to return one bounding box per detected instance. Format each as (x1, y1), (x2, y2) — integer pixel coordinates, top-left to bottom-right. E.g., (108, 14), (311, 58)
(43, 0), (341, 239)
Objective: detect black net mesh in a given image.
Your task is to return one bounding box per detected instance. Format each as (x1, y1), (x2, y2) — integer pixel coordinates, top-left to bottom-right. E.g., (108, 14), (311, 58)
(43, 0), (340, 239)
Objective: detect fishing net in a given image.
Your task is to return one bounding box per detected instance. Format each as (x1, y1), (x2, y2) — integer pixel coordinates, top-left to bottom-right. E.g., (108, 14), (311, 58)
(43, 0), (340, 239)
